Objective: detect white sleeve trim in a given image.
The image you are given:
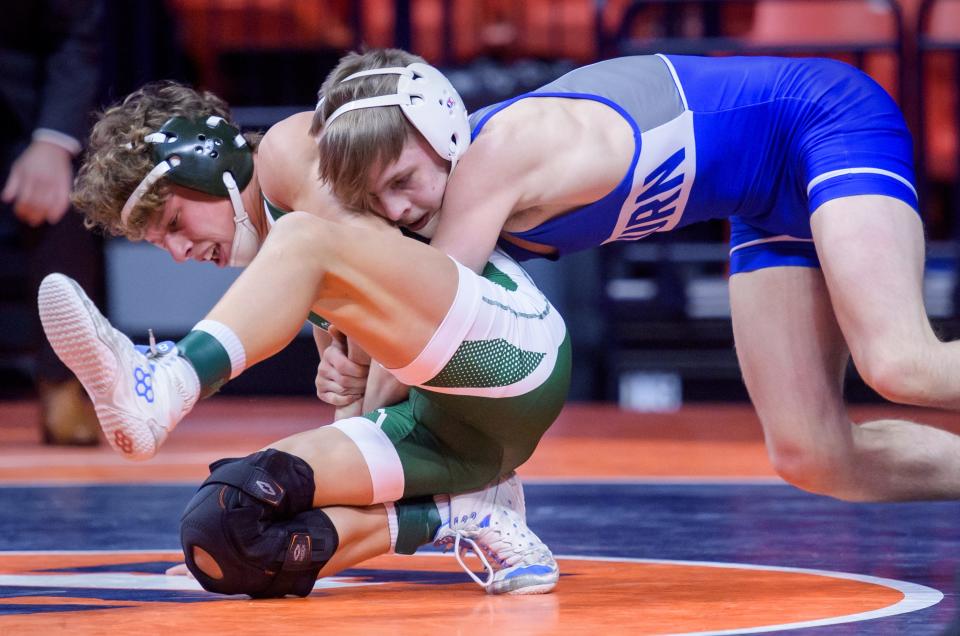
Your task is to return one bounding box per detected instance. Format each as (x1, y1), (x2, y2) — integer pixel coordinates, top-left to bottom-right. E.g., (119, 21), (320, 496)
(32, 129), (82, 156)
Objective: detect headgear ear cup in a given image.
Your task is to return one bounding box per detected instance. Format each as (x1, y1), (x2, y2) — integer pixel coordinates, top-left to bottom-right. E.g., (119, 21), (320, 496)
(324, 63), (471, 170)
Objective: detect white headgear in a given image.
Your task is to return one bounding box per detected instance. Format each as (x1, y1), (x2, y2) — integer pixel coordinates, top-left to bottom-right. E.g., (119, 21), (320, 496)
(323, 63), (471, 170)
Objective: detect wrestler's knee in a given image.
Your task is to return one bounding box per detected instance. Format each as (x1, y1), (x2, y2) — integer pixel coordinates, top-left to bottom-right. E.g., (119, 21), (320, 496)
(851, 343), (931, 405)
(181, 500), (339, 598)
(268, 424), (374, 506)
(179, 449), (338, 597)
(766, 436), (860, 499)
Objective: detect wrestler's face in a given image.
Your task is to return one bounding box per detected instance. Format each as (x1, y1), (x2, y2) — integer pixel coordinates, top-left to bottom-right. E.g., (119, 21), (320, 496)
(143, 187), (235, 267)
(367, 132), (448, 237)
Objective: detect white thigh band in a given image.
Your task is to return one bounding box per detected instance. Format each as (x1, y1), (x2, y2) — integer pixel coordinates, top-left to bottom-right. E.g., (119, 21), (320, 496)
(331, 414), (405, 504)
(387, 258), (480, 386)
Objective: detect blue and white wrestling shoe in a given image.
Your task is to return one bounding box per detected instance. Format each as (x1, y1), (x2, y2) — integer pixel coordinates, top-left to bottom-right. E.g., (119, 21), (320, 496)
(37, 273), (199, 460)
(436, 473), (560, 595)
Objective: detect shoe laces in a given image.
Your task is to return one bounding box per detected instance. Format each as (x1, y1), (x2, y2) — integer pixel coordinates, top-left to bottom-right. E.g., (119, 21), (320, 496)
(438, 508), (544, 589)
(134, 329), (179, 364)
(133, 330), (196, 410)
(447, 532), (496, 589)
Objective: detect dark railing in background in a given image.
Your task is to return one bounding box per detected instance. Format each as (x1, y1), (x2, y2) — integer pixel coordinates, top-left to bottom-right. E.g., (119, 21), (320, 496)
(140, 0), (928, 177)
(608, 0), (906, 105)
(917, 0), (960, 240)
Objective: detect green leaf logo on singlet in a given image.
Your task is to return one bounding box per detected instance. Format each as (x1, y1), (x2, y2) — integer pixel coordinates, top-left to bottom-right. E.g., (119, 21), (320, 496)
(481, 262), (517, 291)
(424, 339), (545, 388)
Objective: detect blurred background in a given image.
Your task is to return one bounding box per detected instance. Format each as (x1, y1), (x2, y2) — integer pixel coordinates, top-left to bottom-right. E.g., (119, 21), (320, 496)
(1, 0), (959, 412)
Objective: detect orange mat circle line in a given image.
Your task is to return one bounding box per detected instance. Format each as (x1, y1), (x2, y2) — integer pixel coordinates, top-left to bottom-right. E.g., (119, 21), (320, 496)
(554, 554), (944, 635)
(0, 550), (942, 635)
(0, 476), (791, 486)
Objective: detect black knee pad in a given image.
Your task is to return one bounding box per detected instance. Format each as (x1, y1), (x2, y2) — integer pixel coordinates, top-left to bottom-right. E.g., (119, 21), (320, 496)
(179, 449), (338, 598)
(202, 448), (317, 517)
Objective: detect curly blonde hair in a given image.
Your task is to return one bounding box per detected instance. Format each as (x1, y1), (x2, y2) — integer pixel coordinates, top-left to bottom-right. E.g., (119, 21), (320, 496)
(312, 49), (426, 212)
(73, 81), (257, 239)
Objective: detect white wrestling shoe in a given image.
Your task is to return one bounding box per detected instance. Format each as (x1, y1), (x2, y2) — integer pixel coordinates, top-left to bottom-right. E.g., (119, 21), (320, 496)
(435, 473), (559, 595)
(37, 273), (199, 460)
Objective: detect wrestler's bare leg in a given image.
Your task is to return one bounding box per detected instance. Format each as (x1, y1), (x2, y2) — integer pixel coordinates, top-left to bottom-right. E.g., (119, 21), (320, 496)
(37, 211), (458, 459)
(731, 195), (960, 501)
(205, 211), (458, 369)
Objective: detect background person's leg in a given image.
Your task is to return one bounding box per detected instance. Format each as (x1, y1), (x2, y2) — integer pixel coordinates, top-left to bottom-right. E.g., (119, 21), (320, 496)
(26, 208), (104, 445)
(1, 130), (103, 445)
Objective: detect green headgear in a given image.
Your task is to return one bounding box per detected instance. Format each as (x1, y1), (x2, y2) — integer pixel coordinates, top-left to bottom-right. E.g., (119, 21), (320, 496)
(148, 116), (253, 196)
(120, 115), (261, 267)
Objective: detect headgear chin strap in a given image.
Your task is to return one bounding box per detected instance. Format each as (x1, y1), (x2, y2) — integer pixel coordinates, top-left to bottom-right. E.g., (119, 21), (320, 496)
(222, 172), (262, 267)
(119, 116), (260, 267)
(324, 63), (471, 170)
